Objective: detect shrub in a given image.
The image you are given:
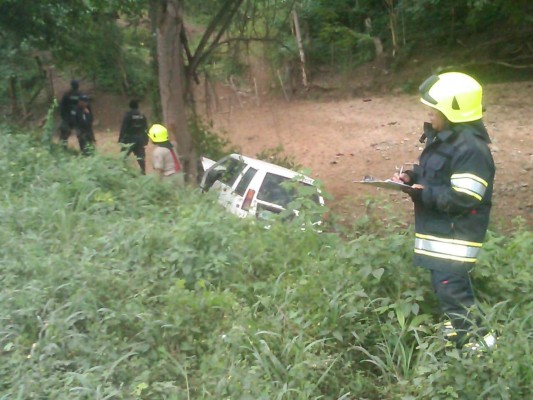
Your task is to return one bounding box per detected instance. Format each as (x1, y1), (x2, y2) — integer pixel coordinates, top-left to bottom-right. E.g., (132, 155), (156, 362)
(190, 117), (239, 161)
(256, 144), (301, 170)
(0, 125), (531, 399)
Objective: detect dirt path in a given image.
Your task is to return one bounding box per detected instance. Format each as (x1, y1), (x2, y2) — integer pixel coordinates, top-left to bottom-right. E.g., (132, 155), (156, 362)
(86, 81), (532, 229)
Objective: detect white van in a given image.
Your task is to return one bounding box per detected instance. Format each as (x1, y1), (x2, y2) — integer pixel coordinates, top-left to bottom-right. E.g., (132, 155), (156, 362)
(200, 153), (325, 221)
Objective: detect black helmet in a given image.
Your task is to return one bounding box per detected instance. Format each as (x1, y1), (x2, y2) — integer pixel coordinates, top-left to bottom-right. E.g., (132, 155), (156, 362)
(70, 80), (80, 90)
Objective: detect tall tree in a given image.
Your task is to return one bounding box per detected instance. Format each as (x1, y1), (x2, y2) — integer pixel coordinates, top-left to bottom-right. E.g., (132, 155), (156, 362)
(151, 0), (245, 180)
(151, 0), (194, 178)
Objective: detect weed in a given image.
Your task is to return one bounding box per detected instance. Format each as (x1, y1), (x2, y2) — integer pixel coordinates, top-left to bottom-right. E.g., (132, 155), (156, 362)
(1, 125), (531, 399)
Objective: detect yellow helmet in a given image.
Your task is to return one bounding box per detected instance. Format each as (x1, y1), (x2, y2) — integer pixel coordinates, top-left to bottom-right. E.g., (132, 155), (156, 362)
(419, 72), (483, 123)
(148, 124), (168, 143)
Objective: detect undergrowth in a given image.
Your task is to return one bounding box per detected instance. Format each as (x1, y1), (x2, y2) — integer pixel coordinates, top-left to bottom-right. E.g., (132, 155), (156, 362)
(0, 125), (531, 399)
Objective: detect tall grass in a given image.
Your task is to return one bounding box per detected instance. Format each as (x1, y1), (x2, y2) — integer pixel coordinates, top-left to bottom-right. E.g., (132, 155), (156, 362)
(0, 125), (531, 399)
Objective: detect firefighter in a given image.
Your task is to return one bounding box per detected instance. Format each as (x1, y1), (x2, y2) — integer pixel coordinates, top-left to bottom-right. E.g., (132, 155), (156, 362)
(147, 124), (184, 186)
(392, 72), (496, 351)
(119, 100), (149, 174)
(58, 80), (81, 148)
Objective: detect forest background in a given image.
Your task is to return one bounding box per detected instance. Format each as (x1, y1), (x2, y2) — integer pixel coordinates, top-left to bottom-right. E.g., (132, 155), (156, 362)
(0, 0), (532, 398)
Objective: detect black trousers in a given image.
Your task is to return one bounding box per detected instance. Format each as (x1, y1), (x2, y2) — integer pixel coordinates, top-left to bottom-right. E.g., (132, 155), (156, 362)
(77, 130), (95, 156)
(121, 142), (146, 173)
(431, 269), (483, 345)
(59, 119), (74, 146)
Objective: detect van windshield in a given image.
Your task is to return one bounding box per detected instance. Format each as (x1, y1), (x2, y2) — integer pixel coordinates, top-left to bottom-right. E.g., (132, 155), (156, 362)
(257, 173), (320, 208)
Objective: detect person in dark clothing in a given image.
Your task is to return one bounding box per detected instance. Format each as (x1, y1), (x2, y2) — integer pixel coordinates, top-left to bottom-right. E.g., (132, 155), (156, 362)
(75, 94), (96, 155)
(59, 80), (81, 148)
(119, 100), (149, 174)
(392, 72), (497, 352)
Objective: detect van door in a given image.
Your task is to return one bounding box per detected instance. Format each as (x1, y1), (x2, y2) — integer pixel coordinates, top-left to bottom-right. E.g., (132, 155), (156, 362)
(212, 157), (247, 210)
(230, 166), (258, 217)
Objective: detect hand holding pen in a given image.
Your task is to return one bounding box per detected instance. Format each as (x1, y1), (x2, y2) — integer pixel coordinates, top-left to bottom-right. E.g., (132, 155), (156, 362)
(392, 164), (409, 183)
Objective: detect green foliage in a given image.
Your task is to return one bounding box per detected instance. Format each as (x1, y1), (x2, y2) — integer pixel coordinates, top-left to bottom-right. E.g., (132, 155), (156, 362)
(53, 17), (152, 96)
(299, 0), (380, 70)
(190, 117), (239, 161)
(40, 99), (59, 149)
(1, 124), (532, 396)
(312, 24), (375, 68)
(114, 23), (154, 97)
(2, 0), (532, 108)
(0, 35), (44, 108)
(256, 144), (301, 170)
(0, 1), (153, 98)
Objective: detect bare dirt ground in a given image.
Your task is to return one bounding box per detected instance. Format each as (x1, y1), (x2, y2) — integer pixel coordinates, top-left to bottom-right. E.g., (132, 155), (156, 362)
(208, 81), (533, 229)
(65, 79), (532, 230)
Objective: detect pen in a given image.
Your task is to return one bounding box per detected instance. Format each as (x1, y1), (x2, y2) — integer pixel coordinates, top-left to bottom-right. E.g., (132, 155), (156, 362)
(399, 165), (403, 180)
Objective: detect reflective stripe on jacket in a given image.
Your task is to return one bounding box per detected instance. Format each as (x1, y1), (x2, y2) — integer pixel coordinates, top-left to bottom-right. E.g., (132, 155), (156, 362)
(410, 121), (495, 273)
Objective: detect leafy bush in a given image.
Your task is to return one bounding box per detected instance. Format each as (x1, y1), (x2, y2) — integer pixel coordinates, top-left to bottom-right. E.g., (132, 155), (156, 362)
(0, 36), (48, 110)
(313, 25), (375, 68)
(256, 144), (301, 170)
(119, 27), (154, 98)
(0, 125), (531, 399)
(190, 117), (239, 161)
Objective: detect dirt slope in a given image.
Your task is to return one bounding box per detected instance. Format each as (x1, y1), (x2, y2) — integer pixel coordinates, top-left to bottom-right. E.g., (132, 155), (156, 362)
(208, 82), (533, 228)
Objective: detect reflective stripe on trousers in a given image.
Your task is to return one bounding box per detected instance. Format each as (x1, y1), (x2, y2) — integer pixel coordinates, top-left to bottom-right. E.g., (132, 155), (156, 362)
(415, 233), (482, 263)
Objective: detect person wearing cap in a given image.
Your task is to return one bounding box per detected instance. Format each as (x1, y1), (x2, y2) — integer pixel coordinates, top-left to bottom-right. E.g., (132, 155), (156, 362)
(147, 124), (184, 186)
(74, 94), (96, 155)
(58, 80), (81, 148)
(119, 100), (149, 174)
(392, 72), (496, 352)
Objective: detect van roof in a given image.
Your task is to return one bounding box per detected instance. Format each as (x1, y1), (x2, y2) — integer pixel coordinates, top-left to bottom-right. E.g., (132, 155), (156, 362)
(229, 153), (316, 184)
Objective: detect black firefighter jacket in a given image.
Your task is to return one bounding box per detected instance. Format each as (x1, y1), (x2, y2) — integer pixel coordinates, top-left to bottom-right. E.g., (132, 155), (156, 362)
(407, 121), (495, 274)
(119, 110), (148, 146)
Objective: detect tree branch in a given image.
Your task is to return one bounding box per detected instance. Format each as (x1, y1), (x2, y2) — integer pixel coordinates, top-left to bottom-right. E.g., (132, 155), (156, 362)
(460, 30), (533, 50)
(190, 0), (240, 65)
(217, 36), (292, 51)
(190, 0), (245, 74)
(491, 61), (533, 69)
(447, 57), (533, 71)
(180, 25), (200, 84)
(196, 36), (294, 65)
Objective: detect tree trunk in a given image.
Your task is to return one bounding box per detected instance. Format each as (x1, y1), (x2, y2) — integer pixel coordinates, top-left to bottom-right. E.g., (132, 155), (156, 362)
(291, 10), (308, 89)
(385, 0), (399, 57)
(148, 2), (162, 121)
(154, 0), (196, 182)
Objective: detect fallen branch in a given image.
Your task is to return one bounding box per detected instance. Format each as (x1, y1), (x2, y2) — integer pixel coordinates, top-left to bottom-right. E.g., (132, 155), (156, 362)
(444, 57), (533, 71)
(464, 31), (533, 49)
(491, 61), (533, 69)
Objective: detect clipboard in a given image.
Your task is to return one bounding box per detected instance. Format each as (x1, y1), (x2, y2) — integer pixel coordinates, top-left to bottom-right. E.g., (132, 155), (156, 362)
(354, 178), (412, 191)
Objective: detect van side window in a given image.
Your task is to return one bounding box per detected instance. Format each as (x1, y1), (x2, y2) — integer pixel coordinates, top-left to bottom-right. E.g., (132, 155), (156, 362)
(257, 173), (293, 207)
(257, 174), (322, 207)
(235, 167), (257, 196)
(220, 158), (246, 187)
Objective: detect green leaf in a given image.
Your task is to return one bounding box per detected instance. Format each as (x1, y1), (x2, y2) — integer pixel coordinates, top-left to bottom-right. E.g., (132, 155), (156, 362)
(372, 268), (384, 280)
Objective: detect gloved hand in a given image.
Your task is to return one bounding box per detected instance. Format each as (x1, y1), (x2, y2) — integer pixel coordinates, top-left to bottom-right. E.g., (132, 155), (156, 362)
(402, 184), (424, 203)
(408, 187), (423, 203)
